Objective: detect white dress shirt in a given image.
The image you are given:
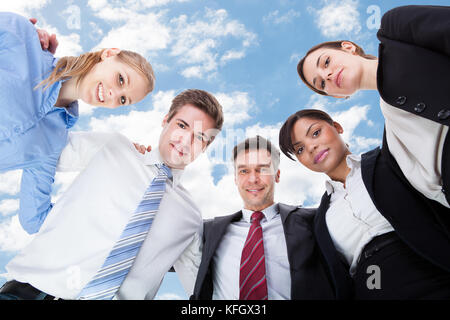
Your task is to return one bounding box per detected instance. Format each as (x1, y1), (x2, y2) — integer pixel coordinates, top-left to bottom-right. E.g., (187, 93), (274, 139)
(212, 203), (291, 300)
(6, 131), (202, 299)
(380, 97), (449, 208)
(325, 154), (395, 276)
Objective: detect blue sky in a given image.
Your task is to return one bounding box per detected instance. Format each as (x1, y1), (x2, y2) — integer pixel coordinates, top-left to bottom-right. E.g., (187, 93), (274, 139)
(0, 0), (446, 299)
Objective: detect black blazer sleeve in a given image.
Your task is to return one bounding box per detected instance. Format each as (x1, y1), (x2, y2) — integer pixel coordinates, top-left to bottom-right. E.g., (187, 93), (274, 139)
(377, 5), (450, 57)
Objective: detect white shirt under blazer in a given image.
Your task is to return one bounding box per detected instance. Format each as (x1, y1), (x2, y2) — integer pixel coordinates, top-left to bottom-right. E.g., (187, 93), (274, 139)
(212, 203), (291, 300)
(6, 131), (202, 300)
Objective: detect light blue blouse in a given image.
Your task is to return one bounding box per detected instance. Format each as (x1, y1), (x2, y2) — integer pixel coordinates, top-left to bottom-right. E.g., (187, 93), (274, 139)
(0, 12), (79, 234)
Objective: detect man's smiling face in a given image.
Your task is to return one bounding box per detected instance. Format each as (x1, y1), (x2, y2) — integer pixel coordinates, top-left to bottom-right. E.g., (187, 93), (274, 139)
(234, 149), (280, 211)
(158, 104), (216, 170)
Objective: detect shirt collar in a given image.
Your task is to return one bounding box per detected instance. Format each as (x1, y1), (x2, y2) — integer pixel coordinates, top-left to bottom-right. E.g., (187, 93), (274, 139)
(325, 153), (361, 195)
(64, 100), (79, 129)
(141, 146), (183, 186)
(241, 203), (279, 223)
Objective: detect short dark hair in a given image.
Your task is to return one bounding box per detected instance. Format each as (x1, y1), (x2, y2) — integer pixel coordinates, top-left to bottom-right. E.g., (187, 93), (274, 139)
(167, 89), (224, 131)
(279, 109), (334, 161)
(232, 135), (280, 171)
(297, 40), (377, 96)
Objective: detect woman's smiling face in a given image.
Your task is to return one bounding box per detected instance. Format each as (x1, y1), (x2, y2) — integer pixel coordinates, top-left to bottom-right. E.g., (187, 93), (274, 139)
(290, 117), (348, 175)
(77, 49), (150, 109)
(302, 42), (365, 97)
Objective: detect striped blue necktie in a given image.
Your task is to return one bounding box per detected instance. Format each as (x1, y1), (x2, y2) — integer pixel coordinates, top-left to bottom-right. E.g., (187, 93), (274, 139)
(77, 164), (172, 300)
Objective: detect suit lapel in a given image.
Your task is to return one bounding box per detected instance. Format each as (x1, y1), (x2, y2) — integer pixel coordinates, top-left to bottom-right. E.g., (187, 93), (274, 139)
(206, 211), (243, 260)
(194, 211), (242, 299)
(278, 203), (301, 269)
(314, 192), (353, 299)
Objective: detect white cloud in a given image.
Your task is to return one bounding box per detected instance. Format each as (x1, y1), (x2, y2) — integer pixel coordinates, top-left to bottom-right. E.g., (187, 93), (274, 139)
(93, 12), (171, 56)
(0, 170), (22, 196)
(61, 5), (81, 30)
(290, 52), (301, 63)
(331, 104), (381, 151)
(170, 8), (257, 79)
(220, 50), (245, 64)
(311, 0), (361, 38)
(36, 22), (83, 58)
(0, 0), (50, 16)
(88, 3), (256, 79)
(215, 91), (254, 127)
(88, 22), (104, 42)
(88, 0), (189, 13)
(0, 215), (34, 253)
(54, 33), (83, 58)
(263, 9), (301, 25)
(77, 100), (98, 117)
(0, 199), (20, 217)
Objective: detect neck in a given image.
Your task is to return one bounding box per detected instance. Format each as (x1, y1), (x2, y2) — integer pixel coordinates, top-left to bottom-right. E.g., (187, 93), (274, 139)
(359, 58), (378, 91)
(244, 201), (274, 212)
(327, 149), (352, 184)
(55, 77), (79, 107)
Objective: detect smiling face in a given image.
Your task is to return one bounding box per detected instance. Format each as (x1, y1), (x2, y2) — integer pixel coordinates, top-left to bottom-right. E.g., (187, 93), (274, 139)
(77, 50), (150, 109)
(290, 117), (349, 178)
(158, 104), (217, 170)
(234, 149), (280, 211)
(302, 42), (365, 97)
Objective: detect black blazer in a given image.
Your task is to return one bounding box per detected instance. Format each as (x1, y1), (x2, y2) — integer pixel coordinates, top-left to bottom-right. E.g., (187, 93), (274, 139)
(376, 5), (450, 203)
(315, 133), (450, 300)
(190, 203), (335, 300)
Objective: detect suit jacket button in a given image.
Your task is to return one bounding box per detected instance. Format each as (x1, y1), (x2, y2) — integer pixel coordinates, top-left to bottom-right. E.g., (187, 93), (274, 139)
(414, 103), (426, 113)
(396, 96), (407, 105)
(437, 109), (450, 120)
(414, 102), (427, 113)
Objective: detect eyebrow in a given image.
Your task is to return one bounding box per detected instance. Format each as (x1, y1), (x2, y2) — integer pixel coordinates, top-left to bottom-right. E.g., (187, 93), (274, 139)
(237, 163), (271, 169)
(312, 53), (324, 88)
(126, 72), (132, 105)
(292, 122), (318, 148)
(316, 53), (323, 67)
(176, 119), (210, 140)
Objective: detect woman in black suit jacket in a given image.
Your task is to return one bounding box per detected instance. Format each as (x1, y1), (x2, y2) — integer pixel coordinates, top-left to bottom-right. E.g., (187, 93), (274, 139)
(285, 5), (450, 299)
(279, 108), (450, 299)
(297, 5), (449, 207)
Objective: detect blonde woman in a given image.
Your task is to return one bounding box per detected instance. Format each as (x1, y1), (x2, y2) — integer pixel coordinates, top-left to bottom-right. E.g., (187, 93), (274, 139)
(0, 12), (155, 234)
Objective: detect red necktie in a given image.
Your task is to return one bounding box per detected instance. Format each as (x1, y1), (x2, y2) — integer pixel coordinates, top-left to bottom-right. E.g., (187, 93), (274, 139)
(239, 211), (268, 300)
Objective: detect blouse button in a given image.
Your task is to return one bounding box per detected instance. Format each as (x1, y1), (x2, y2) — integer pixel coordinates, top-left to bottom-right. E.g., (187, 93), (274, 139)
(414, 103), (426, 113)
(437, 109), (450, 120)
(14, 126), (21, 133)
(396, 96), (407, 105)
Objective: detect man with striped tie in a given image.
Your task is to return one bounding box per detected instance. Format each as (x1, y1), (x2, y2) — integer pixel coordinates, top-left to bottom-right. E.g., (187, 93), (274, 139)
(0, 89), (223, 300)
(191, 136), (334, 300)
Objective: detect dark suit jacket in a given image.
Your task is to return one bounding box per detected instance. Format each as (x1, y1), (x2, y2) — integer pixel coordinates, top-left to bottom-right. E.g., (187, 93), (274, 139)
(315, 134), (450, 300)
(376, 5), (450, 203)
(190, 203), (335, 300)
(316, 7), (450, 298)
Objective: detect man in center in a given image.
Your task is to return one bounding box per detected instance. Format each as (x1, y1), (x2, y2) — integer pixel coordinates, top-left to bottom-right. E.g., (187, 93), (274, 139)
(192, 136), (334, 299)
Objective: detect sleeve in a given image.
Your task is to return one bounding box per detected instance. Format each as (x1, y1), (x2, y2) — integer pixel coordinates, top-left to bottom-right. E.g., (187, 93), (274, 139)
(377, 5), (450, 57)
(56, 131), (123, 172)
(173, 231), (203, 296)
(0, 12), (50, 141)
(18, 152), (60, 234)
(19, 131), (127, 234)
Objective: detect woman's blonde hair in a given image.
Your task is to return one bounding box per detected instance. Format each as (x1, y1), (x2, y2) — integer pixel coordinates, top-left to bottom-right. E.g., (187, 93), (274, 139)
(38, 49), (155, 94)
